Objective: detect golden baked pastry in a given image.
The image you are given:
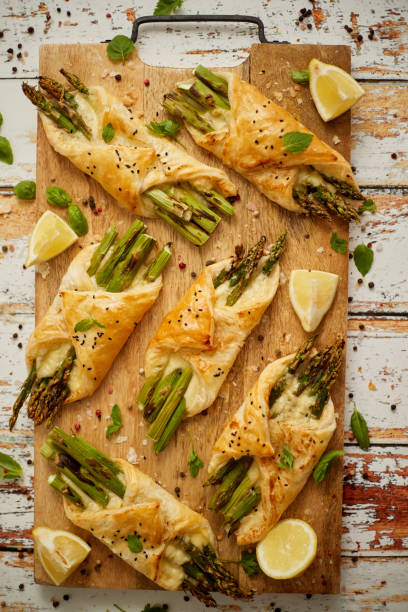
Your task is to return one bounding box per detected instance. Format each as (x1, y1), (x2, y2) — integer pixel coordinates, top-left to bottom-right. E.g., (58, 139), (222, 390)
(163, 65), (363, 221)
(206, 336), (344, 545)
(10, 221), (171, 429)
(41, 426), (246, 606)
(137, 233), (285, 453)
(22, 73), (238, 245)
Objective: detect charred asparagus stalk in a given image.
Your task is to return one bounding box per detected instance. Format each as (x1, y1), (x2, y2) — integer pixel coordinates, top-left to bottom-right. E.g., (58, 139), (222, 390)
(178, 78), (230, 110)
(42, 428), (246, 607)
(22, 83), (77, 134)
(60, 68), (89, 95)
(39, 76), (77, 108)
(39, 76), (91, 139)
(144, 243), (172, 282)
(87, 225), (119, 276)
(163, 92), (215, 133)
(9, 362), (37, 431)
(106, 233), (156, 293)
(193, 65), (229, 97)
(313, 186), (360, 223)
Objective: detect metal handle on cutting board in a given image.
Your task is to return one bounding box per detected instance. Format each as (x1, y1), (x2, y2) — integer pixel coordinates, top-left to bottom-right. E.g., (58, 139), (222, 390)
(131, 14), (273, 43)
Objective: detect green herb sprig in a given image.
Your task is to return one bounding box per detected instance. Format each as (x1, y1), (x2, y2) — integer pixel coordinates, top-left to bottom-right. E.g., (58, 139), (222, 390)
(154, 0), (184, 15)
(188, 447), (203, 478)
(102, 123), (115, 143)
(106, 404), (123, 439)
(0, 451), (23, 480)
(291, 69), (310, 84)
(127, 534), (143, 553)
(353, 244), (374, 277)
(350, 404), (370, 450)
(13, 180), (36, 200)
(107, 35), (135, 63)
(276, 444), (294, 471)
(358, 199), (376, 214)
(45, 186), (72, 208)
(282, 131), (313, 154)
(147, 119), (180, 140)
(74, 317), (106, 332)
(330, 231), (348, 254)
(0, 136), (13, 165)
(313, 450), (345, 483)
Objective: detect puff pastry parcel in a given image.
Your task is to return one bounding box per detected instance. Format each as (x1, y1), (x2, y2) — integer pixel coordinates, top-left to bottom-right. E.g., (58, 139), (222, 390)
(206, 336), (344, 545)
(163, 65), (363, 221)
(10, 221), (170, 429)
(23, 74), (238, 245)
(137, 233), (285, 453)
(41, 427), (246, 605)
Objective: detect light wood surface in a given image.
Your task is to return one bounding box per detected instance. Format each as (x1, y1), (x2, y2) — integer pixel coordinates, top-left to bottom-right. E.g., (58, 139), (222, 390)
(32, 42), (351, 594)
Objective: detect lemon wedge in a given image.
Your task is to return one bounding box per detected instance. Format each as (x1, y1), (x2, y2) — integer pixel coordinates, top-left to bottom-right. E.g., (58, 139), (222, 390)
(289, 269), (339, 332)
(26, 210), (78, 267)
(33, 526), (91, 585)
(309, 58), (364, 122)
(256, 518), (317, 579)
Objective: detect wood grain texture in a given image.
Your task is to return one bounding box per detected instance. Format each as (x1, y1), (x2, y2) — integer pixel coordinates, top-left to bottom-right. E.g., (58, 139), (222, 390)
(31, 42), (353, 595)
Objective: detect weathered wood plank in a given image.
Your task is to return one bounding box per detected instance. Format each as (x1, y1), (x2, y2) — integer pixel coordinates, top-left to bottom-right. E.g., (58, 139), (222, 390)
(1, 79), (407, 186)
(0, 1), (406, 79)
(0, 551), (407, 611)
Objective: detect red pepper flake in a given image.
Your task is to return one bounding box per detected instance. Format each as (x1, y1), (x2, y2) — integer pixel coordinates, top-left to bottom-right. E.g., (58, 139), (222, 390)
(97, 207), (102, 214)
(381, 580), (387, 585)
(144, 79), (150, 86)
(74, 423), (81, 431)
(108, 388), (113, 394)
(95, 409), (101, 419)
(106, 13), (111, 18)
(3, 468), (8, 474)
(178, 261), (186, 270)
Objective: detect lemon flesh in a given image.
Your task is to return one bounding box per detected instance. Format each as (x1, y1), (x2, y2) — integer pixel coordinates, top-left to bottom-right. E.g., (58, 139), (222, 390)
(289, 269), (339, 332)
(33, 526), (91, 585)
(256, 518), (317, 579)
(26, 210), (78, 267)
(309, 58), (364, 122)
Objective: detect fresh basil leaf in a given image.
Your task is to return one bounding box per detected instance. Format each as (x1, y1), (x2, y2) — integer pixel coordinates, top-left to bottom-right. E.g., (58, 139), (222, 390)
(106, 35), (134, 62)
(74, 317), (105, 332)
(241, 550), (262, 576)
(188, 448), (203, 478)
(0, 112), (3, 127)
(127, 534), (143, 553)
(45, 186), (72, 208)
(0, 136), (13, 165)
(353, 244), (374, 277)
(0, 451), (23, 480)
(13, 180), (36, 200)
(330, 231), (348, 254)
(147, 120), (180, 139)
(102, 122), (115, 143)
(68, 204), (88, 236)
(282, 131), (313, 154)
(276, 444), (294, 470)
(358, 199), (376, 214)
(350, 404), (370, 450)
(106, 404), (123, 439)
(291, 69), (310, 84)
(313, 450), (345, 483)
(154, 0), (184, 15)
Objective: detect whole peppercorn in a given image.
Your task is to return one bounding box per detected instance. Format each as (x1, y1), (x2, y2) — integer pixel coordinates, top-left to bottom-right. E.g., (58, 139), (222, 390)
(27, 26), (34, 34)
(74, 423), (81, 431)
(115, 74), (122, 82)
(144, 79), (150, 86)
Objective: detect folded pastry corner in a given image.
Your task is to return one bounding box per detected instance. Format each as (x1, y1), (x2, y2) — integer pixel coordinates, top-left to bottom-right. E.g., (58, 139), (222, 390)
(10, 222), (171, 430)
(22, 71), (239, 245)
(206, 335), (344, 546)
(163, 65), (363, 222)
(41, 427), (249, 606)
(137, 233), (286, 453)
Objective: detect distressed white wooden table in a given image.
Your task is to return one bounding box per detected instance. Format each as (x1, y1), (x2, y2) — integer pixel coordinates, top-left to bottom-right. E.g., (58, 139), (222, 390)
(1, 1), (407, 610)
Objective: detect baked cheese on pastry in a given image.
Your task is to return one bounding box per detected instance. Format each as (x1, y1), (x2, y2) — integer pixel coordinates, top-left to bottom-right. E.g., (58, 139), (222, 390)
(22, 74), (238, 245)
(206, 336), (344, 545)
(137, 233), (285, 453)
(163, 65), (363, 222)
(10, 221), (171, 430)
(41, 426), (246, 606)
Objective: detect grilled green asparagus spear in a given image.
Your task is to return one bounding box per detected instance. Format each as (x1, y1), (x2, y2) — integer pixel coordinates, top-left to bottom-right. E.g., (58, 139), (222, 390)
(209, 456), (253, 511)
(22, 83), (77, 134)
(60, 68), (89, 95)
(147, 368), (193, 442)
(163, 92), (215, 133)
(193, 65), (229, 97)
(95, 219), (145, 287)
(178, 78), (230, 110)
(39, 76), (91, 138)
(105, 233), (155, 292)
(39, 76), (77, 108)
(313, 186), (360, 223)
(87, 225), (118, 276)
(144, 243), (172, 281)
(48, 473), (84, 507)
(226, 236), (266, 306)
(9, 362), (37, 431)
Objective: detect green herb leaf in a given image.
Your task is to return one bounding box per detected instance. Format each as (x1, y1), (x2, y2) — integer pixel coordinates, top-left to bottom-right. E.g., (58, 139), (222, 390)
(127, 534), (143, 554)
(68, 204), (89, 236)
(313, 450), (345, 483)
(45, 186), (72, 208)
(291, 69), (310, 84)
(106, 404), (123, 439)
(330, 231), (348, 254)
(350, 404), (370, 450)
(0, 136), (13, 165)
(353, 244), (374, 277)
(241, 550), (262, 576)
(106, 35), (135, 62)
(188, 448), (203, 478)
(102, 123), (115, 143)
(13, 180), (36, 200)
(276, 444), (294, 470)
(0, 451), (23, 480)
(0, 112), (3, 127)
(141, 605), (169, 612)
(147, 119), (180, 139)
(154, 0), (184, 15)
(282, 131), (313, 154)
(358, 199), (376, 214)
(74, 317), (106, 332)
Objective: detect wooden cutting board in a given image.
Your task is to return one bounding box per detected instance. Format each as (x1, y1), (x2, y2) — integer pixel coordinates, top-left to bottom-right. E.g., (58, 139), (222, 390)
(34, 42), (351, 594)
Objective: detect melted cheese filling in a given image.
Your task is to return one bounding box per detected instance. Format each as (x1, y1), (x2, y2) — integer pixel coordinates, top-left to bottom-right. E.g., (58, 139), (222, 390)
(36, 342), (72, 378)
(214, 256), (273, 311)
(269, 372), (316, 422)
(159, 527), (212, 590)
(161, 354), (203, 415)
(295, 166), (336, 194)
